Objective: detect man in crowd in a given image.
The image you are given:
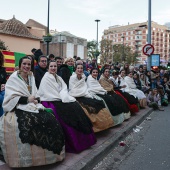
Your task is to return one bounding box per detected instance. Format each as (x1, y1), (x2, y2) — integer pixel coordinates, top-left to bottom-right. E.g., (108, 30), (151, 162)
(55, 56), (63, 76)
(31, 48), (43, 63)
(34, 55), (47, 89)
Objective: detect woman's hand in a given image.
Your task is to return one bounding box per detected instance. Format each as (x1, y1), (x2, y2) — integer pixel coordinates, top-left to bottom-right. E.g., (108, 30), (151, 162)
(121, 85), (126, 88)
(28, 95), (35, 103)
(33, 100), (38, 105)
(28, 96), (38, 105)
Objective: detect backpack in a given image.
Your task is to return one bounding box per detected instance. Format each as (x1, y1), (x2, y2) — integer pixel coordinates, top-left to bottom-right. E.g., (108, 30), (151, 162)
(161, 98), (168, 106)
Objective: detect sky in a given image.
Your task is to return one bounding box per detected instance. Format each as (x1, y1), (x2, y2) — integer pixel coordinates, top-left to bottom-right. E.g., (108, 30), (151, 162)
(1, 0), (170, 41)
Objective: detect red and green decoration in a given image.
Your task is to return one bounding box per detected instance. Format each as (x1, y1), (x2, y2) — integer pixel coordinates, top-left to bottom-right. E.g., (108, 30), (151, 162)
(2, 50), (26, 73)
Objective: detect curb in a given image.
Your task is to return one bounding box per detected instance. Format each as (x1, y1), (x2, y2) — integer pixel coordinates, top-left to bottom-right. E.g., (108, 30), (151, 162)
(69, 108), (153, 170)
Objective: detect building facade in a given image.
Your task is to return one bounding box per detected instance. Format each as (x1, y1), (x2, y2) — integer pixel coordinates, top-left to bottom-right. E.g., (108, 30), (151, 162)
(102, 21), (170, 64)
(0, 17), (87, 59)
(0, 17), (41, 54)
(42, 31), (87, 59)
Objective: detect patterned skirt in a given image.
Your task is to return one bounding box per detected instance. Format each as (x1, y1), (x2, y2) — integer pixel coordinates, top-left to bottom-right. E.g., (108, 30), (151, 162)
(0, 110), (65, 167)
(76, 97), (114, 132)
(42, 101), (97, 153)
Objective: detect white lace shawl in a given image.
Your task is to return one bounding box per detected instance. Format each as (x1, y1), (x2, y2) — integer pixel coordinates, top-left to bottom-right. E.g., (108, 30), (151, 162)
(38, 72), (76, 103)
(87, 75), (106, 95)
(3, 71), (43, 113)
(69, 73), (93, 98)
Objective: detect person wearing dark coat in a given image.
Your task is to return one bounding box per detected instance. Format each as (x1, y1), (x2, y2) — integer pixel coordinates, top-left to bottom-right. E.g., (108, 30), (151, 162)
(34, 55), (47, 89)
(31, 48), (43, 63)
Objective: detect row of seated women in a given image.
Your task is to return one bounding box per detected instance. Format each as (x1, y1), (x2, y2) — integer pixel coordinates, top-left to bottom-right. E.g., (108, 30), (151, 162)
(0, 56), (144, 168)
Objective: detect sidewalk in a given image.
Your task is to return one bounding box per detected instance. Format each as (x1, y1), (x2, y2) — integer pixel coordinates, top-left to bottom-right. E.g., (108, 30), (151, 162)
(0, 107), (153, 170)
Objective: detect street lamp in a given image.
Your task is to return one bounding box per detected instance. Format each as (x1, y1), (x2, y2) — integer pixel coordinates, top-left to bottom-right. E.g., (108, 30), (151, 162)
(95, 19), (100, 60)
(61, 40), (65, 57)
(46, 0), (50, 56)
(121, 35), (125, 62)
(59, 34), (62, 56)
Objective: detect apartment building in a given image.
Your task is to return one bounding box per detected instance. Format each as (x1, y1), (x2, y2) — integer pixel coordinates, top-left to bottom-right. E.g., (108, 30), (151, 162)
(102, 21), (170, 64)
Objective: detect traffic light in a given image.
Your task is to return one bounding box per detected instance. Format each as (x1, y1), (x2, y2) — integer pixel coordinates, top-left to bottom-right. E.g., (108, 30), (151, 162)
(167, 62), (170, 69)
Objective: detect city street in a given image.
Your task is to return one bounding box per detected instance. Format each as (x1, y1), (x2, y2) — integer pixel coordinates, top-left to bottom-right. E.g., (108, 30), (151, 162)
(93, 105), (170, 170)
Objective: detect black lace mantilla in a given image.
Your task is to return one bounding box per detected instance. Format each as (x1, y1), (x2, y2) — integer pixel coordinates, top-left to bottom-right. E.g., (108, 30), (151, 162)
(76, 97), (105, 114)
(15, 109), (65, 155)
(117, 90), (139, 104)
(51, 101), (93, 134)
(98, 93), (129, 116)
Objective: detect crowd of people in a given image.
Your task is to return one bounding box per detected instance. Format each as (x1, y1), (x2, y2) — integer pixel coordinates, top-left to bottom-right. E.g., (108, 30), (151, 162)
(0, 49), (170, 167)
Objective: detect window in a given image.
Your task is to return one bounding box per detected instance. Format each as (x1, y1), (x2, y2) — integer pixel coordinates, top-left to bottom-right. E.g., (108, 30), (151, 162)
(77, 45), (84, 59)
(66, 43), (74, 58)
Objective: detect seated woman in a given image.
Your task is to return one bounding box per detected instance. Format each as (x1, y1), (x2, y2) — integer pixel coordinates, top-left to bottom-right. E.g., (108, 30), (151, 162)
(133, 73), (142, 90)
(124, 72), (147, 108)
(139, 73), (150, 93)
(115, 70), (139, 106)
(0, 56), (65, 168)
(98, 68), (131, 121)
(110, 71), (139, 114)
(69, 63), (114, 132)
(87, 68), (130, 125)
(38, 60), (96, 153)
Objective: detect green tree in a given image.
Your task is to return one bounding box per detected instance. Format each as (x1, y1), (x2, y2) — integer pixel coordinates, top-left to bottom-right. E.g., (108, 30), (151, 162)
(112, 44), (138, 64)
(100, 39), (112, 64)
(87, 40), (97, 60)
(0, 39), (9, 50)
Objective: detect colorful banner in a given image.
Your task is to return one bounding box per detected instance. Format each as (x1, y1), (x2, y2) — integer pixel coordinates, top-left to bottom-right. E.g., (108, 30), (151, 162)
(14, 52), (26, 66)
(2, 50), (26, 73)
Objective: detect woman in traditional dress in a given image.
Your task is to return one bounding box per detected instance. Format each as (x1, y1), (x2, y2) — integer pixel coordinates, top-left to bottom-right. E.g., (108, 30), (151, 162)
(115, 70), (139, 113)
(87, 68), (131, 125)
(124, 72), (147, 108)
(98, 68), (131, 121)
(69, 63), (114, 132)
(111, 71), (139, 114)
(38, 60), (96, 153)
(0, 56), (65, 168)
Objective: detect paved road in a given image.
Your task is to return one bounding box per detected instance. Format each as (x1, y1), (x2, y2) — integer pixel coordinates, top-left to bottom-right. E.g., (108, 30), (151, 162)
(93, 105), (170, 170)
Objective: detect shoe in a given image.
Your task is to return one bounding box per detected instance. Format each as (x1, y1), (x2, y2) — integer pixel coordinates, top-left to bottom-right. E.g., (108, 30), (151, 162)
(158, 107), (164, 111)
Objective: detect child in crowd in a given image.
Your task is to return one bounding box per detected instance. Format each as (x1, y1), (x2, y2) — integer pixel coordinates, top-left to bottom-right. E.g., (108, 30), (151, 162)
(147, 88), (164, 111)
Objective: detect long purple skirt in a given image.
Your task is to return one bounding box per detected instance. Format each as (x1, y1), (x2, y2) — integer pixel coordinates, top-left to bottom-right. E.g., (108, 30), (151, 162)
(42, 101), (96, 153)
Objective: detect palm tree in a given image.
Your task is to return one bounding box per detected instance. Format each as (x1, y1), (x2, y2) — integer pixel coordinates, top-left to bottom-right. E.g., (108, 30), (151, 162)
(87, 40), (97, 60)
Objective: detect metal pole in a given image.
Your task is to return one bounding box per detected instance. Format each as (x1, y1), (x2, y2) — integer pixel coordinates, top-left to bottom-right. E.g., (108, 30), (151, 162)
(123, 37), (125, 62)
(62, 40), (64, 57)
(95, 19), (100, 60)
(121, 36), (125, 62)
(147, 0), (151, 71)
(96, 22), (99, 50)
(60, 34), (61, 56)
(46, 0), (50, 56)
